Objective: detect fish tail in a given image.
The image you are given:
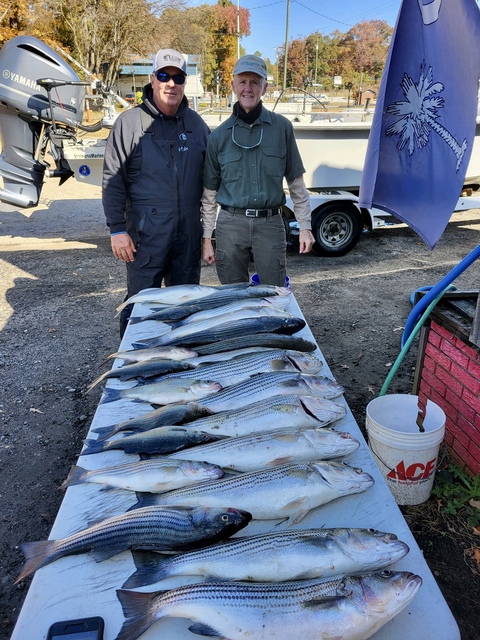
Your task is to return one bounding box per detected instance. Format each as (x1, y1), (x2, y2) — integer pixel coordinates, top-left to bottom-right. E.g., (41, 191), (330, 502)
(116, 589), (165, 640)
(100, 387), (122, 404)
(127, 316), (143, 325)
(16, 540), (58, 583)
(91, 424), (119, 440)
(60, 465), (88, 490)
(86, 371), (108, 393)
(123, 551), (172, 588)
(81, 439), (108, 455)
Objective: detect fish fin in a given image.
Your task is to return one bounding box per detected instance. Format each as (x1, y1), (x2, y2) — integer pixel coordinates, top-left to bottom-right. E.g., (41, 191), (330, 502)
(81, 439), (108, 456)
(122, 551), (172, 588)
(280, 497), (309, 526)
(15, 540), (57, 583)
(188, 623), (225, 637)
(99, 387), (122, 404)
(127, 493), (161, 511)
(90, 543), (129, 563)
(98, 484), (117, 492)
(116, 589), (164, 640)
(60, 465), (88, 490)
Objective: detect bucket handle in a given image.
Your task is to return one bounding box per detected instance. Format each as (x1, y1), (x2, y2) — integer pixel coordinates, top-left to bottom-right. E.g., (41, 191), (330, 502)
(369, 440), (447, 478)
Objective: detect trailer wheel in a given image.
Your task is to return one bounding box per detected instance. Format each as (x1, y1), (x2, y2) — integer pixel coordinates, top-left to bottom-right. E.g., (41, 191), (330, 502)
(311, 203), (363, 256)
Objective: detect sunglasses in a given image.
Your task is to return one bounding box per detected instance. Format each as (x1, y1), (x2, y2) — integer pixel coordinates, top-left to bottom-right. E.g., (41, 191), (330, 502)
(155, 70), (186, 85)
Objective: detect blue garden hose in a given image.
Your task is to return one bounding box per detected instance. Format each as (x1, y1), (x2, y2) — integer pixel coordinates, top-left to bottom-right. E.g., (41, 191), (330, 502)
(401, 244), (480, 347)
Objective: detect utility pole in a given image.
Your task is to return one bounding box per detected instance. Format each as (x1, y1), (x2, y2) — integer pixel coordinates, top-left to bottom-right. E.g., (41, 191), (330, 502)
(315, 36), (319, 85)
(237, 0), (240, 60)
(283, 0), (290, 90)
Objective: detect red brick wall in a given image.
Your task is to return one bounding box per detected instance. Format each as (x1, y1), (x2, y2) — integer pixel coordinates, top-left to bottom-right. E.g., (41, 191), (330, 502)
(418, 320), (480, 475)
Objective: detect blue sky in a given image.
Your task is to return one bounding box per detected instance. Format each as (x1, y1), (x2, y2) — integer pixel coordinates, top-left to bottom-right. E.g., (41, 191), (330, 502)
(188, 1), (403, 61)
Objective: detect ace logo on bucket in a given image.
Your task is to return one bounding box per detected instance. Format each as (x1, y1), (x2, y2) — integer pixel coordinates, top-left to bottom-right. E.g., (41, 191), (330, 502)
(387, 457), (437, 483)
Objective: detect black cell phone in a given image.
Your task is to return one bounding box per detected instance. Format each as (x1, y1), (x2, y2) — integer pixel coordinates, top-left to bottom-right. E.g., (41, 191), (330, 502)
(46, 617), (104, 640)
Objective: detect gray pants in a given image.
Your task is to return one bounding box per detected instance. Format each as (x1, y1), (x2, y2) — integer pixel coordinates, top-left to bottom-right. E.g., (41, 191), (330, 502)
(215, 208), (286, 286)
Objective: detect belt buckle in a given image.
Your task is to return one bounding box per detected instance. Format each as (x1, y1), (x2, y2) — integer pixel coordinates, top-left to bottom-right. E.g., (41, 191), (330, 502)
(245, 209), (257, 217)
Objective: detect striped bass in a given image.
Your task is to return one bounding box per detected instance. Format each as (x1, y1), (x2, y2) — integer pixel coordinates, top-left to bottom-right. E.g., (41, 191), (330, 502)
(15, 506), (251, 584)
(124, 528), (410, 587)
(134, 461), (375, 525)
(145, 284), (291, 311)
(87, 359), (194, 392)
(92, 404), (211, 441)
(100, 378), (222, 406)
(132, 315), (306, 348)
(116, 570), (422, 640)
(132, 305), (298, 345)
(130, 294), (292, 326)
(195, 372), (344, 413)
(193, 332), (316, 354)
(60, 459), (224, 493)
(91, 349), (322, 392)
(117, 283), (288, 312)
(82, 426), (224, 456)
(157, 350), (323, 387)
(105, 346), (198, 364)
(167, 428), (360, 472)
(92, 395), (346, 441)
(116, 285), (220, 312)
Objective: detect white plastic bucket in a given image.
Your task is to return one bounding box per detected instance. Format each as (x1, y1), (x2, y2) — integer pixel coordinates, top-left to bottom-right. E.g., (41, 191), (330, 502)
(366, 394), (445, 506)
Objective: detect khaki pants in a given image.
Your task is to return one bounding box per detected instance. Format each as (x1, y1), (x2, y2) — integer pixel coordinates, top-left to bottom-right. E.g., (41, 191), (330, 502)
(214, 208), (286, 286)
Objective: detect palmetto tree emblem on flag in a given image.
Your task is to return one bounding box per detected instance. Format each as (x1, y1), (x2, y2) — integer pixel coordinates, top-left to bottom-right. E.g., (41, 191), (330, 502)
(385, 63), (467, 171)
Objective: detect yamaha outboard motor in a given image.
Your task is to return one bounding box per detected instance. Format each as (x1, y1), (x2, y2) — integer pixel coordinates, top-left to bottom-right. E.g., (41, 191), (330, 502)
(0, 36), (91, 207)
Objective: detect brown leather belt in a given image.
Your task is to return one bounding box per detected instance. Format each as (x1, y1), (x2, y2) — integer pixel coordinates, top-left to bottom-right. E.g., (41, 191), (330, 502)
(222, 205), (281, 218)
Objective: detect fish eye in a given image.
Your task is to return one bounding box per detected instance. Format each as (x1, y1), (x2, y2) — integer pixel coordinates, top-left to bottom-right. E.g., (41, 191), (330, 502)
(379, 570), (394, 577)
(221, 514), (230, 522)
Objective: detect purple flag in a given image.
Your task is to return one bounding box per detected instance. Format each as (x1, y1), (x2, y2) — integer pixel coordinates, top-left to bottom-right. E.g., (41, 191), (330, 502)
(359, 0), (480, 248)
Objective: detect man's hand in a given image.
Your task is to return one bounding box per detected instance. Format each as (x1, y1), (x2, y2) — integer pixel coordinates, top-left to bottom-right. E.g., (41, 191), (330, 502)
(299, 229), (315, 254)
(202, 238), (216, 265)
(111, 232), (136, 262)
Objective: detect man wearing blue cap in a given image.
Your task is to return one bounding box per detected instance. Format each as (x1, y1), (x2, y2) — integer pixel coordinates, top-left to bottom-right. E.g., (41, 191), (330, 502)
(103, 49), (210, 336)
(201, 54), (314, 286)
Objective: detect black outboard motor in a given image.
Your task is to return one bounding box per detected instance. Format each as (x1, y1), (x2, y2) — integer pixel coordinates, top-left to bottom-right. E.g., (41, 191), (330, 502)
(0, 36), (88, 207)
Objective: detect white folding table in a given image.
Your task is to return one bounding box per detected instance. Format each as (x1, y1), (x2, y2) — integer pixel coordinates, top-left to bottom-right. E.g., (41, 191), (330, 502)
(11, 293), (460, 640)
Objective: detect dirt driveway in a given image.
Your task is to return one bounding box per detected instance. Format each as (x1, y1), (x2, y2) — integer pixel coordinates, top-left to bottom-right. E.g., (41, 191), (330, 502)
(1, 175), (479, 639)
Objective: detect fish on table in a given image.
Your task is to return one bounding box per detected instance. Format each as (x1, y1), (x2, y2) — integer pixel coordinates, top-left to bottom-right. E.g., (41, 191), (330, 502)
(149, 349), (323, 388)
(92, 404), (212, 441)
(60, 458), (224, 493)
(192, 332), (317, 355)
(124, 527), (410, 587)
(129, 291), (292, 325)
(90, 349), (323, 392)
(193, 371), (345, 413)
(132, 315), (306, 349)
(91, 394), (346, 441)
(116, 570), (422, 640)
(87, 359), (195, 391)
(167, 428), (360, 472)
(105, 346), (198, 365)
(82, 426), (225, 456)
(131, 460), (375, 525)
(15, 506), (251, 583)
(116, 282), (288, 312)
(100, 378), (222, 406)
(132, 306), (304, 348)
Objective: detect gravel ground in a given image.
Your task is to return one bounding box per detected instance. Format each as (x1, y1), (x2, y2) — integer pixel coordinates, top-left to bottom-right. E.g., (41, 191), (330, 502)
(0, 175), (479, 639)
